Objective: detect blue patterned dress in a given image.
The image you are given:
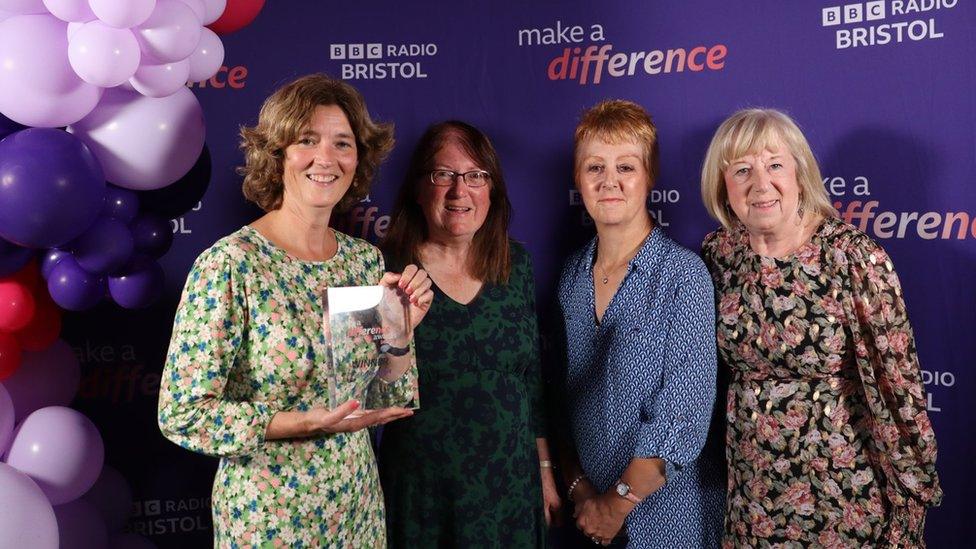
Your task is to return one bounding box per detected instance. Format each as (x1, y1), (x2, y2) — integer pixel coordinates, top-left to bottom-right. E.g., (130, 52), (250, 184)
(556, 227), (725, 548)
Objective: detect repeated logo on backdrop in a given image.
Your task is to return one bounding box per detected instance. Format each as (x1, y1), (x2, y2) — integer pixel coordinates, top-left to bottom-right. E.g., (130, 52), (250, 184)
(821, 0), (957, 49)
(329, 43), (437, 80)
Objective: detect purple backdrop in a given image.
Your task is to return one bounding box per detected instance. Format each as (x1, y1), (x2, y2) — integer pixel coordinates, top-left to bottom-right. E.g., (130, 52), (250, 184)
(64, 1), (974, 545)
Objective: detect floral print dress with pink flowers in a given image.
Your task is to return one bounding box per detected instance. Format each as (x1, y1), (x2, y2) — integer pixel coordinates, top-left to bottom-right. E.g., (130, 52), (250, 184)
(701, 217), (941, 548)
(158, 226), (418, 548)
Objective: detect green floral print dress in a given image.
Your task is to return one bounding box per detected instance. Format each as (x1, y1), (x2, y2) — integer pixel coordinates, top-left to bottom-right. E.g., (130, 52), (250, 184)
(158, 226), (418, 548)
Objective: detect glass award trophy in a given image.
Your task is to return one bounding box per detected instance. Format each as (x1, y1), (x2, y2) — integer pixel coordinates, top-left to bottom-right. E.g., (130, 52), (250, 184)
(323, 284), (415, 416)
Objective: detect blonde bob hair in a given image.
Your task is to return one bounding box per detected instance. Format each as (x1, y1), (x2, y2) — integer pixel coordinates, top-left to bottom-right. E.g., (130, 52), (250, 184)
(700, 108), (836, 229)
(574, 99), (659, 187)
(238, 74), (394, 212)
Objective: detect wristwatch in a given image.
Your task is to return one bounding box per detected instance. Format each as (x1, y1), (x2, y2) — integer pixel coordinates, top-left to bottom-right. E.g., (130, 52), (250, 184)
(614, 480), (643, 505)
(378, 342), (410, 356)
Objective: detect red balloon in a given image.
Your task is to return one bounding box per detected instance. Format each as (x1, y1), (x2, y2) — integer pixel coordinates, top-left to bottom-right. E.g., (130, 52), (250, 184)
(0, 331), (21, 380)
(207, 0), (265, 35)
(14, 295), (61, 352)
(0, 280), (35, 332)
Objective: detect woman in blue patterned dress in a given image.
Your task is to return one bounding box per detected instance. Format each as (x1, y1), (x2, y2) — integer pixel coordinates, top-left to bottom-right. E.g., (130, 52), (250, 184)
(555, 100), (725, 547)
(157, 74), (434, 547)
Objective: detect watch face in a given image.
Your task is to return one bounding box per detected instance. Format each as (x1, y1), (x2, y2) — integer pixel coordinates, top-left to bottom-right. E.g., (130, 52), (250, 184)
(616, 482), (629, 496)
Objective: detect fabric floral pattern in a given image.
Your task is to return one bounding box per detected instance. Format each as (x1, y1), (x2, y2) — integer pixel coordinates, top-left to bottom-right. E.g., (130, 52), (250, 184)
(701, 217), (942, 548)
(158, 226), (417, 548)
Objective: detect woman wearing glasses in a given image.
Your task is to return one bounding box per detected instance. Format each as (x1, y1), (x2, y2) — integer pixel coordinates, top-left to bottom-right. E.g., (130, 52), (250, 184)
(378, 121), (561, 547)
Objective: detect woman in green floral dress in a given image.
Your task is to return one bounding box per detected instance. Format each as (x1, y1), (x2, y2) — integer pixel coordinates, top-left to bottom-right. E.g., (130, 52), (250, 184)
(158, 74), (434, 548)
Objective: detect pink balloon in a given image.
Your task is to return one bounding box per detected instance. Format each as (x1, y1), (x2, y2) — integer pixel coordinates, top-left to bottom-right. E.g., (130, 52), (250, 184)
(201, 0), (225, 25)
(0, 0), (45, 14)
(0, 15), (102, 127)
(0, 463), (58, 549)
(68, 21), (141, 87)
(2, 339), (80, 421)
(5, 406), (105, 505)
(53, 499), (109, 549)
(42, 0), (94, 22)
(177, 0), (204, 22)
(88, 0), (154, 29)
(134, 0), (200, 63)
(0, 383), (13, 455)
(129, 58), (189, 98)
(68, 87), (205, 190)
(81, 465), (132, 533)
(186, 26), (223, 82)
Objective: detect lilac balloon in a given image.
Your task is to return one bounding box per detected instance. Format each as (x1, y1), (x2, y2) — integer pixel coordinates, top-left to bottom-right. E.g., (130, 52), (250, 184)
(134, 0), (200, 63)
(130, 214), (172, 258)
(53, 499), (109, 549)
(0, 15), (102, 127)
(70, 217), (134, 274)
(0, 111), (25, 139)
(0, 463), (59, 549)
(0, 128), (106, 248)
(68, 87), (205, 191)
(40, 249), (69, 280)
(81, 465), (132, 533)
(1, 339), (80, 420)
(42, 0), (94, 22)
(47, 255), (105, 311)
(68, 21), (141, 87)
(0, 0), (45, 14)
(0, 383), (13, 455)
(128, 58), (190, 98)
(110, 533), (157, 549)
(177, 0), (204, 22)
(108, 255), (163, 309)
(200, 0), (225, 25)
(103, 186), (140, 222)
(5, 406), (105, 505)
(186, 26), (223, 82)
(0, 237), (33, 277)
(88, 0), (154, 29)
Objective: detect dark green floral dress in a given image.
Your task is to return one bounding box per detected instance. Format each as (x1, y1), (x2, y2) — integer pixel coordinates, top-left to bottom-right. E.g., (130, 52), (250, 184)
(377, 241), (547, 548)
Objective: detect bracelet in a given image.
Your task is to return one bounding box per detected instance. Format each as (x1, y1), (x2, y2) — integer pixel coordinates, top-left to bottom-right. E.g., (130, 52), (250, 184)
(567, 474), (586, 502)
(539, 460), (554, 469)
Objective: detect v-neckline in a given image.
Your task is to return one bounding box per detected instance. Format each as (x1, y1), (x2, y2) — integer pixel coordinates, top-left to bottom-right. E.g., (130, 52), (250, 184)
(428, 274), (485, 308)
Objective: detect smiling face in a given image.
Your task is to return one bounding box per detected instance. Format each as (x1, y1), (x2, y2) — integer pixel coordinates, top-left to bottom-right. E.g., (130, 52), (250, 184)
(723, 133), (803, 237)
(575, 137), (652, 230)
(280, 104), (358, 214)
(417, 137), (492, 243)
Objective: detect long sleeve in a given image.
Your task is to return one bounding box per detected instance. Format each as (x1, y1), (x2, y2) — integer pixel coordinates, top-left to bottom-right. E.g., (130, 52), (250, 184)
(634, 262), (718, 476)
(157, 246), (275, 458)
(844, 236), (942, 506)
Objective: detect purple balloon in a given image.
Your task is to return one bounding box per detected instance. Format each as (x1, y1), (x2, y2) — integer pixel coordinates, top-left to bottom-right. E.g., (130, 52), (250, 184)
(186, 26), (223, 82)
(0, 237), (33, 277)
(5, 406), (105, 505)
(68, 87), (205, 191)
(67, 21), (141, 87)
(70, 217), (134, 275)
(137, 144), (210, 219)
(89, 0), (154, 29)
(40, 249), (69, 280)
(0, 128), (106, 248)
(130, 214), (172, 258)
(133, 0), (199, 63)
(53, 499), (109, 549)
(47, 255), (105, 311)
(42, 0), (95, 22)
(0, 0), (46, 14)
(0, 383), (13, 455)
(103, 186), (140, 223)
(0, 111), (25, 139)
(109, 533), (157, 549)
(108, 256), (163, 309)
(128, 58), (190, 98)
(0, 14), (102, 127)
(81, 465), (132, 533)
(0, 462), (59, 549)
(1, 339), (80, 421)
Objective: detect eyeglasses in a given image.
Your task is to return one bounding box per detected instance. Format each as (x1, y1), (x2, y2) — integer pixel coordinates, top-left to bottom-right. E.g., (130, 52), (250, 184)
(429, 169), (491, 187)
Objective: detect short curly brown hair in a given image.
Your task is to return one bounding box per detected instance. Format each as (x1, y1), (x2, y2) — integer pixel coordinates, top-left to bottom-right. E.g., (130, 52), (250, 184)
(238, 74), (394, 212)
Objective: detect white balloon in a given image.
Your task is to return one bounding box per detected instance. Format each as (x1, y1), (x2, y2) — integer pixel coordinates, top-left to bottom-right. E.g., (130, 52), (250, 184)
(68, 87), (205, 190)
(134, 0), (200, 63)
(42, 0), (93, 22)
(129, 58), (189, 98)
(68, 21), (141, 87)
(200, 0), (224, 25)
(176, 0), (204, 23)
(186, 27), (223, 82)
(88, 0), (155, 29)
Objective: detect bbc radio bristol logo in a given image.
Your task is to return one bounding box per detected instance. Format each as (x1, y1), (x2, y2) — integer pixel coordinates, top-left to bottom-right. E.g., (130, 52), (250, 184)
(821, 0), (956, 49)
(330, 43), (436, 80)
